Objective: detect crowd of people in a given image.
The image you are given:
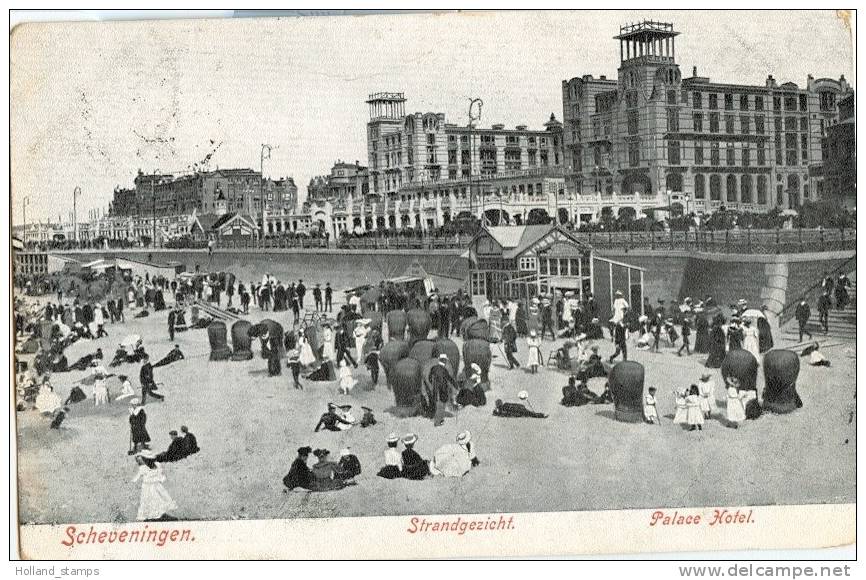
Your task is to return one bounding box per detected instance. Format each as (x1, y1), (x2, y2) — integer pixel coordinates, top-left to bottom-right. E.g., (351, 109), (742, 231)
(15, 254), (847, 518)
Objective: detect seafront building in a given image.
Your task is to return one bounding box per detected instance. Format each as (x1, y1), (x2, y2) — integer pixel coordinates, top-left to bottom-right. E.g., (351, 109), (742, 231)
(14, 21), (853, 245)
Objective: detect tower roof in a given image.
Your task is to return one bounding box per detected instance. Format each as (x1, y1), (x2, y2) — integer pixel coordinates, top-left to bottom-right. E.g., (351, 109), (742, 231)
(614, 21), (679, 41)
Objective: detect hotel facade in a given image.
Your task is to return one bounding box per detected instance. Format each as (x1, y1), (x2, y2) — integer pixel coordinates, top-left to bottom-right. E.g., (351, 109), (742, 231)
(561, 21), (853, 218)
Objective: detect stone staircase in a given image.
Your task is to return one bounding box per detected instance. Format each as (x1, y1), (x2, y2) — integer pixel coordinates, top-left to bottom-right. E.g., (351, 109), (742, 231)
(782, 273), (856, 342)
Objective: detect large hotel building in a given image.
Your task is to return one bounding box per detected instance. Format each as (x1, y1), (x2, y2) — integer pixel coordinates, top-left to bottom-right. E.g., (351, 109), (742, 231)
(26, 21), (852, 245)
(562, 21), (852, 216)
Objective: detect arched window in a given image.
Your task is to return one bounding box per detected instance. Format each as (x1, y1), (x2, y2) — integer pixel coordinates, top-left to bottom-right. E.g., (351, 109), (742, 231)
(726, 174), (738, 202)
(757, 175), (767, 205)
(694, 174), (706, 199)
(710, 175), (721, 201)
(788, 174), (800, 207)
(665, 172), (683, 192)
(740, 175), (753, 203)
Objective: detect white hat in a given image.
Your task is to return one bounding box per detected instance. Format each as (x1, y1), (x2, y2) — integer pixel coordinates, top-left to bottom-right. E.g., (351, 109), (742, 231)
(402, 433), (418, 445)
(470, 363), (481, 374)
(518, 390), (529, 400)
(386, 432), (400, 444)
(456, 431), (471, 444)
(615, 290), (623, 296)
(439, 353), (449, 362)
(530, 329), (537, 337)
(138, 449), (156, 459)
(576, 333), (588, 341)
(340, 448), (351, 458)
(638, 315), (648, 323)
(130, 398), (141, 406)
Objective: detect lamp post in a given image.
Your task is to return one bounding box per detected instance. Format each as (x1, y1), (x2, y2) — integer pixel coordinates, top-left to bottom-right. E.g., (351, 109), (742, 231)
(468, 97), (483, 220)
(260, 144), (275, 238)
(22, 196), (29, 245)
(73, 186), (81, 244)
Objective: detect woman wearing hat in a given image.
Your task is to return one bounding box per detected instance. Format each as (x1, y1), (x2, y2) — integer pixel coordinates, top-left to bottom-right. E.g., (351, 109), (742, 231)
(456, 363), (486, 408)
(377, 433), (403, 479)
(400, 434), (430, 480)
(283, 447), (314, 491)
(526, 330), (543, 374)
(131, 449), (177, 521)
(309, 449), (348, 491)
(128, 398), (150, 454)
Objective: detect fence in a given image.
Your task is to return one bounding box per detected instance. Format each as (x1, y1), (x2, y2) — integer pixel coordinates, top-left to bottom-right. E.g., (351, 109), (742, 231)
(572, 227), (856, 254)
(336, 234), (475, 250)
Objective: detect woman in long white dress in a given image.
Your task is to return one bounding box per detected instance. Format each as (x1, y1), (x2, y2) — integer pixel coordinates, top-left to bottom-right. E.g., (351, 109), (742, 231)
(132, 450), (177, 521)
(299, 334), (317, 367)
(526, 330), (542, 373)
(742, 319), (761, 360)
(35, 383), (61, 415)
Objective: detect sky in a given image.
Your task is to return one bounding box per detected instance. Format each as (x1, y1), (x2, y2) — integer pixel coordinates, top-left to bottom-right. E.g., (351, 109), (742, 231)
(10, 10), (854, 225)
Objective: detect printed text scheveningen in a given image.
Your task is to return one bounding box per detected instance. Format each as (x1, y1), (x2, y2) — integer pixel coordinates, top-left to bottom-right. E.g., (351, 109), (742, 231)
(61, 525), (195, 548)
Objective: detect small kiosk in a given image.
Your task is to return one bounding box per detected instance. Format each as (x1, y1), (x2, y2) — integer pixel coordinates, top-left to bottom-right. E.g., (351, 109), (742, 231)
(467, 224), (645, 324)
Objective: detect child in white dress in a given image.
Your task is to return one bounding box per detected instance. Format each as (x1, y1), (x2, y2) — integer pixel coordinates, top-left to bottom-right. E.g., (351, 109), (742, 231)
(685, 384), (704, 431)
(725, 377), (746, 428)
(673, 388), (688, 424)
(644, 387), (660, 425)
(339, 360), (356, 395)
(115, 375), (136, 402)
(698, 373), (716, 419)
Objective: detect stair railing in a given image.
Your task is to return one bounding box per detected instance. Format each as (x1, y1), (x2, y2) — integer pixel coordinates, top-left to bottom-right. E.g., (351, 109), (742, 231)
(777, 254), (857, 324)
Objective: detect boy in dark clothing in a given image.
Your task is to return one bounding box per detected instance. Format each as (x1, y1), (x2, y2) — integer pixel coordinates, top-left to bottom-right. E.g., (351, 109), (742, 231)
(677, 319), (692, 356)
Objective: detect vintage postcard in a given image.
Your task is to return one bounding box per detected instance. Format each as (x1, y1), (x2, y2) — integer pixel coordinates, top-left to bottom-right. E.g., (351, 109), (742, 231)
(10, 10), (856, 560)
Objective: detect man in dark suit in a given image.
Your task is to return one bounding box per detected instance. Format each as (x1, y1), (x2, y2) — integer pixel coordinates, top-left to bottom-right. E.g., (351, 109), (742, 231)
(324, 282), (333, 312)
(795, 298), (812, 343)
(428, 354), (456, 426)
(296, 280), (306, 310)
(156, 430), (187, 462)
(180, 425), (199, 456)
(817, 291), (832, 334)
(334, 326), (357, 368)
(313, 284), (323, 311)
(502, 320), (520, 370)
(139, 355), (163, 403)
(167, 309), (176, 342)
(609, 315), (628, 363)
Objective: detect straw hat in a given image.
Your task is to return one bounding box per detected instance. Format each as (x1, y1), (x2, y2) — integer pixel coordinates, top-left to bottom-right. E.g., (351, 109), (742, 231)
(402, 433), (418, 445)
(517, 390), (529, 400)
(456, 431), (471, 445)
(386, 433), (400, 444)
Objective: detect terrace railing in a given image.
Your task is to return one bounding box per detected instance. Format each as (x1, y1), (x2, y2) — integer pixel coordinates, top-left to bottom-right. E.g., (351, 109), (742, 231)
(575, 227), (856, 254)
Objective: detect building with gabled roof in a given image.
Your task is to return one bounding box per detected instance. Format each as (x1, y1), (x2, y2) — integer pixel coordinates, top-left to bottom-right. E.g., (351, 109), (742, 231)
(467, 224), (644, 324)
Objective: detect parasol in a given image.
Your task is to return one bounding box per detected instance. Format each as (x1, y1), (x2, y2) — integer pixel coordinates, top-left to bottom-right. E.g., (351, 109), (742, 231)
(741, 309), (766, 319)
(120, 334), (142, 349)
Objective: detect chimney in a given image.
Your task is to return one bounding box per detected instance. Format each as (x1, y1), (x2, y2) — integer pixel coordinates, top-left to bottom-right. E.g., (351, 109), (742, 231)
(766, 75), (776, 88)
(599, 75), (607, 80)
(692, 66), (697, 77)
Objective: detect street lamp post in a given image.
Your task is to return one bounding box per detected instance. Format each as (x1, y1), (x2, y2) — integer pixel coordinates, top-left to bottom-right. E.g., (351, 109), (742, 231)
(151, 177), (157, 248)
(22, 196), (29, 245)
(468, 97), (483, 220)
(260, 144), (275, 239)
(73, 187), (81, 244)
